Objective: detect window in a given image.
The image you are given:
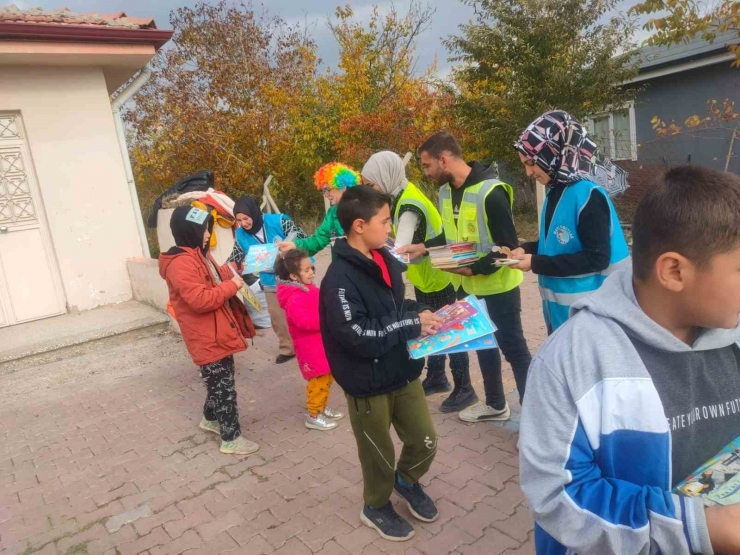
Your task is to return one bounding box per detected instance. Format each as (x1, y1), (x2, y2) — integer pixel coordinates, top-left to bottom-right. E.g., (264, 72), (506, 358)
(587, 104), (637, 161)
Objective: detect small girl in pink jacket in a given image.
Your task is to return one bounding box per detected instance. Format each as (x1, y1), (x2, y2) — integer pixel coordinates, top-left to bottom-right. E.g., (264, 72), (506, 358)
(276, 250), (344, 431)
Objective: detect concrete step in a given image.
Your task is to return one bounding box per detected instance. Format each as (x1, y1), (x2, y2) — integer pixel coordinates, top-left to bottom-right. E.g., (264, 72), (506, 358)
(0, 301), (170, 374)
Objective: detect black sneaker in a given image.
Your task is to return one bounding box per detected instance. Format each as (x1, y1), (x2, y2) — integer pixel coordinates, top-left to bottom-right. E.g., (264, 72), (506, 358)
(422, 374), (452, 396)
(275, 354), (295, 364)
(394, 478), (439, 522)
(360, 503), (415, 542)
(440, 384), (478, 413)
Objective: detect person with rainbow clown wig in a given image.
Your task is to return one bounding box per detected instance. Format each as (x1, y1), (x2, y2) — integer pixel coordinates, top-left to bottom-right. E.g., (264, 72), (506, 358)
(278, 162), (361, 256)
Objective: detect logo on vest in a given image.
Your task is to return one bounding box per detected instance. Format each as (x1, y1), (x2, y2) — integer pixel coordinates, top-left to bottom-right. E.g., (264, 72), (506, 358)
(554, 225), (573, 245)
(467, 222), (476, 233)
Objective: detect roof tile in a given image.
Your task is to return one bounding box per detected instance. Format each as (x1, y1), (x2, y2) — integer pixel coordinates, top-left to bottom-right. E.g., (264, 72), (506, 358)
(0, 4), (157, 30)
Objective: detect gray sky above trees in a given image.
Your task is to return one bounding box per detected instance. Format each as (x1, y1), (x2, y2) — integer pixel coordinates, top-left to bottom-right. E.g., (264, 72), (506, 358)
(12, 0), (650, 75)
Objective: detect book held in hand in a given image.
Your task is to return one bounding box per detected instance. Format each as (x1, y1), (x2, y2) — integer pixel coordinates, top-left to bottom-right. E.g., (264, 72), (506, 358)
(673, 435), (740, 506)
(407, 295), (497, 359)
(244, 244), (280, 273)
(419, 300), (476, 337)
(384, 238), (411, 263)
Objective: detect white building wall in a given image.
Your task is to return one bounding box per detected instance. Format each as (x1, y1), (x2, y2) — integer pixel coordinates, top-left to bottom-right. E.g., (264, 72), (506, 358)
(0, 65), (143, 311)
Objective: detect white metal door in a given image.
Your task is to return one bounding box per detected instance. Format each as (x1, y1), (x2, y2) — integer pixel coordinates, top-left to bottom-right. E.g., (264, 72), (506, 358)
(0, 113), (66, 326)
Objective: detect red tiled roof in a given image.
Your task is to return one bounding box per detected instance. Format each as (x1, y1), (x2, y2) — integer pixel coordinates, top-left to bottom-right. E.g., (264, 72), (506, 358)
(0, 4), (172, 49)
(0, 4), (158, 30)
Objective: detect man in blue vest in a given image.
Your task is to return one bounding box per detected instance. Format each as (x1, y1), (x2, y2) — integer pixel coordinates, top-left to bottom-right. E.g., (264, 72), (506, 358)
(400, 132), (532, 423)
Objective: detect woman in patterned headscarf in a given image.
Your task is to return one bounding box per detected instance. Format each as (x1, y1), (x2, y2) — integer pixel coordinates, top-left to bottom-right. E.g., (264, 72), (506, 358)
(510, 110), (631, 333)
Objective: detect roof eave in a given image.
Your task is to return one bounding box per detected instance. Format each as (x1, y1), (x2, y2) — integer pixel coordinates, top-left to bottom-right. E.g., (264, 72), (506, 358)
(0, 22), (172, 50)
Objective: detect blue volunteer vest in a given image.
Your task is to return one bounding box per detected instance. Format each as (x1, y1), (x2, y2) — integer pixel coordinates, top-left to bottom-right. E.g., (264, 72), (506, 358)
(538, 180), (630, 332)
(236, 213), (287, 288)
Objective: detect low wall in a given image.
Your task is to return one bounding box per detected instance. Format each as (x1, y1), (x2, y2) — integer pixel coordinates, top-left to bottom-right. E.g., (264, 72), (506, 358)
(126, 257), (180, 333)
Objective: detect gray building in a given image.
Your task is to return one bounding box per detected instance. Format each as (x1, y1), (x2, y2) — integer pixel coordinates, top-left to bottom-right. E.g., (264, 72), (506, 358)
(588, 31), (739, 179)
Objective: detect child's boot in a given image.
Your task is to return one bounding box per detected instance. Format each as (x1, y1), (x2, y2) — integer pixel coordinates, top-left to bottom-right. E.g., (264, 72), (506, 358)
(306, 413), (338, 431)
(422, 365), (451, 396)
(440, 368), (478, 413)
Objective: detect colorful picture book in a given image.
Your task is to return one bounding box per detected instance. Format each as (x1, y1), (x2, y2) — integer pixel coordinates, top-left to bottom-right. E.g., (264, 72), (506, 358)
(244, 244), (279, 273)
(384, 238), (411, 264)
(428, 242), (477, 269)
(674, 435), (740, 506)
(407, 295), (497, 359)
(419, 300), (476, 337)
(439, 331), (497, 355)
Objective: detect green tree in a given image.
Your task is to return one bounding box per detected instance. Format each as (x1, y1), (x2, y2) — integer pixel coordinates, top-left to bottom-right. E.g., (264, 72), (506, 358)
(447, 0), (640, 171)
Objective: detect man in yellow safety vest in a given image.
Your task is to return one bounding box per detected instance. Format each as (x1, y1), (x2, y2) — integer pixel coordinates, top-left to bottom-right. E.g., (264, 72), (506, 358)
(399, 131), (532, 423)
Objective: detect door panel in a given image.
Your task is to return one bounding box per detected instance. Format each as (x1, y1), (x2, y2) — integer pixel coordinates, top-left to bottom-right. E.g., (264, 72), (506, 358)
(0, 113), (65, 326)
(0, 228), (63, 323)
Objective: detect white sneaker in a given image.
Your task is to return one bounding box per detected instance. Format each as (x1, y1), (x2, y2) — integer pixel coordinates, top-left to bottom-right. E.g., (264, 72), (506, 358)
(459, 402), (511, 423)
(220, 436), (260, 455)
(306, 413), (338, 431)
(322, 407), (344, 420)
(199, 418), (220, 435)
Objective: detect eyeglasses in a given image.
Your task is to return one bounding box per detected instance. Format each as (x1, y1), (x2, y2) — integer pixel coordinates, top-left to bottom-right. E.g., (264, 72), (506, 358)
(321, 188), (332, 197)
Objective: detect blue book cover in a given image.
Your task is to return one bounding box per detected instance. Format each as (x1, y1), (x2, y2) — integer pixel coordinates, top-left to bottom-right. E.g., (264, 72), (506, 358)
(437, 331), (498, 356)
(244, 244), (279, 273)
(407, 295), (497, 359)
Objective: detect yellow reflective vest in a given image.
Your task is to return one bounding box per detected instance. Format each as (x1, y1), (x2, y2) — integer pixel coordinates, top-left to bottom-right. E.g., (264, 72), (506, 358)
(438, 179), (523, 296)
(393, 182), (451, 293)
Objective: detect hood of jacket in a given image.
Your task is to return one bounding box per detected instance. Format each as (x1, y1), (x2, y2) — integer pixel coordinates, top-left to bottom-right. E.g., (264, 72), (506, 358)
(166, 205), (214, 256)
(276, 278), (311, 309)
(571, 265), (740, 352)
(158, 245), (202, 280)
(460, 161), (499, 190)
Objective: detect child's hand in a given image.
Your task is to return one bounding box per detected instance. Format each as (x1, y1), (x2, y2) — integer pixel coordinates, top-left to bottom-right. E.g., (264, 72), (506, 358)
(706, 504), (740, 553)
(231, 275), (245, 289)
(419, 310), (443, 336)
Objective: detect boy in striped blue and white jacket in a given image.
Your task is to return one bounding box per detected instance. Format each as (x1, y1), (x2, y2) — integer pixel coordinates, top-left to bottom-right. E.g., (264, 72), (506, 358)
(520, 165), (740, 555)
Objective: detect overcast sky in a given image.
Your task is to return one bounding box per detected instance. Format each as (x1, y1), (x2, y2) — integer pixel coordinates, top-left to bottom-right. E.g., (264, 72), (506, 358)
(10, 0), (652, 75)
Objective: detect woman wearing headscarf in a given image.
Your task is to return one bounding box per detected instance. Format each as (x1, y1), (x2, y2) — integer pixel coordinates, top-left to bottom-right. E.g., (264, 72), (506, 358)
(361, 151), (473, 412)
(159, 206), (258, 455)
(278, 162), (360, 257)
(511, 110), (630, 333)
(230, 196), (308, 364)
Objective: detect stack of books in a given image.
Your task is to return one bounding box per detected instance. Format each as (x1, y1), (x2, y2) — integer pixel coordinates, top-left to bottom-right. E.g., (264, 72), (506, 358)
(407, 295), (498, 359)
(428, 242), (477, 269)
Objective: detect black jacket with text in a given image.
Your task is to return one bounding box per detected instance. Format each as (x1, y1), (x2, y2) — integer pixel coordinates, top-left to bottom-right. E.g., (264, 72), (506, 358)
(319, 239), (430, 398)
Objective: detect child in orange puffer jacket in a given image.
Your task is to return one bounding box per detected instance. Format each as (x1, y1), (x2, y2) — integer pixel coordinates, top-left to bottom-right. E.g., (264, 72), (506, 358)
(159, 205), (258, 456)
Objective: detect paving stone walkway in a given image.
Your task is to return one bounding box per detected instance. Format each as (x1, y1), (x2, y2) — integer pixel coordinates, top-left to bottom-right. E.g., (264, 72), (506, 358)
(0, 251), (548, 555)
